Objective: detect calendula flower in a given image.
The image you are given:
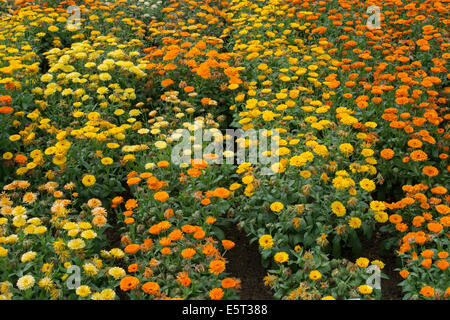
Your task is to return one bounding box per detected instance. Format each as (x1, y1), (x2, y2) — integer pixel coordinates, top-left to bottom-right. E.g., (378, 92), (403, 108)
(259, 235), (273, 249)
(348, 217), (362, 229)
(101, 157), (113, 165)
(76, 285), (91, 297)
(359, 179), (375, 192)
(209, 288), (224, 300)
(309, 270), (322, 280)
(274, 252), (289, 263)
(358, 285), (373, 295)
(331, 201), (346, 217)
(356, 257), (370, 268)
(270, 202), (284, 212)
(82, 175), (96, 187)
(17, 275), (35, 290)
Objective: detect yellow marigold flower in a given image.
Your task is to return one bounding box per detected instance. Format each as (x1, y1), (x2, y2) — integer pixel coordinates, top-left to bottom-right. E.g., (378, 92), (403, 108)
(359, 178), (375, 192)
(270, 202), (284, 212)
(358, 284), (373, 295)
(371, 260), (384, 270)
(370, 201), (386, 212)
(374, 211), (388, 223)
(309, 270), (322, 280)
(274, 252), (289, 263)
(348, 217), (362, 229)
(331, 201), (346, 217)
(21, 251), (37, 263)
(259, 235), (273, 249)
(100, 288), (116, 300)
(82, 175), (96, 187)
(67, 238), (86, 250)
(17, 275), (35, 290)
(356, 257), (370, 268)
(242, 176), (254, 184)
(339, 143), (354, 156)
(229, 183), (241, 191)
(76, 285), (91, 297)
(101, 157), (113, 165)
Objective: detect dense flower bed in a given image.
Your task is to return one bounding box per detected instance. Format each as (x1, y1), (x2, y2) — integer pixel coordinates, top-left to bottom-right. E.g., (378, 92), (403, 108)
(0, 0), (448, 300)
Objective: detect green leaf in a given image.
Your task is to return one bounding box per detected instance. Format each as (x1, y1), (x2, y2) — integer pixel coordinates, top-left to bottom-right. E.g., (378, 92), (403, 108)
(332, 236), (341, 258)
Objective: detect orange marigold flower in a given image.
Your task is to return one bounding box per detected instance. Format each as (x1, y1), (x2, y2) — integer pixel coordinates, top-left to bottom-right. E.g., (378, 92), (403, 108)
(395, 223), (408, 232)
(161, 247), (171, 255)
(140, 172), (152, 179)
(206, 216), (216, 224)
(128, 264), (138, 273)
(436, 205), (450, 215)
(209, 260), (226, 275)
(430, 186), (447, 195)
(112, 196), (124, 207)
(422, 166), (439, 177)
(157, 160), (169, 168)
(380, 149), (394, 159)
(181, 224), (197, 233)
(154, 191), (169, 202)
(438, 252), (449, 259)
(389, 214), (402, 224)
(441, 216), (450, 227)
(193, 229), (206, 239)
(141, 239), (153, 251)
(121, 236), (132, 246)
(222, 240), (235, 250)
(168, 229), (183, 241)
(221, 278), (237, 289)
(421, 258), (432, 269)
(92, 215), (107, 227)
(209, 288), (224, 300)
(192, 158), (208, 169)
(120, 276), (139, 291)
(421, 249), (434, 259)
(164, 208), (174, 218)
(125, 199), (138, 211)
(201, 198), (211, 205)
(149, 224), (162, 235)
(427, 222), (443, 233)
(159, 220), (171, 230)
(124, 244), (140, 254)
(0, 106), (14, 114)
(410, 150), (428, 161)
(419, 286), (434, 297)
(181, 248), (196, 259)
(202, 243), (217, 256)
(14, 154), (28, 164)
(176, 272), (191, 287)
(436, 260), (449, 271)
(161, 78), (174, 87)
(415, 235), (427, 245)
(123, 210), (133, 217)
(187, 168), (201, 177)
(159, 237), (172, 246)
(399, 270), (409, 279)
(407, 139), (423, 148)
(412, 216), (425, 227)
(127, 177), (141, 186)
(213, 187), (231, 199)
(142, 281), (160, 295)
